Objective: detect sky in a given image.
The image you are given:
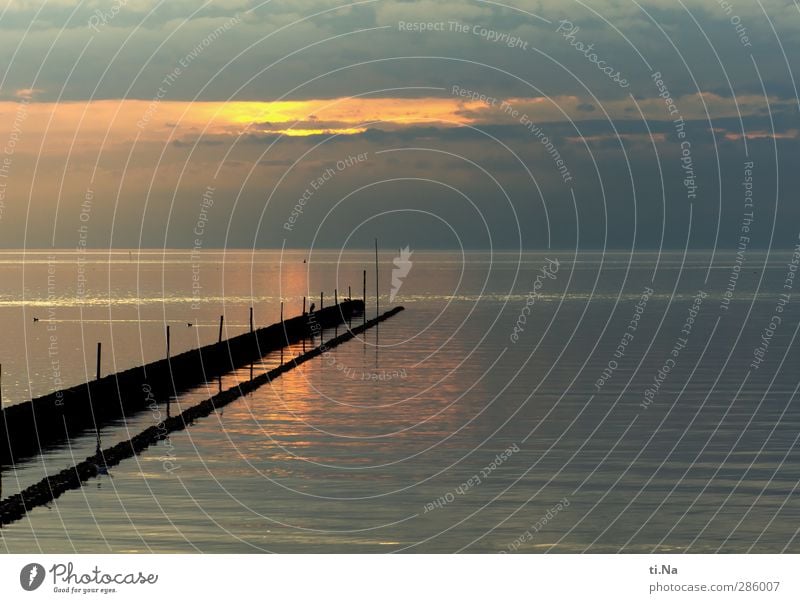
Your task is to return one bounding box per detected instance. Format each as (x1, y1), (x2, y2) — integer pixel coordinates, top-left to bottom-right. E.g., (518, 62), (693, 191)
(0, 0), (797, 250)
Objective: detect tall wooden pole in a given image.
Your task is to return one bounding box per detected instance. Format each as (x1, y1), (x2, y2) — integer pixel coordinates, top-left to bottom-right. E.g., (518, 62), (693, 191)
(320, 292), (324, 310)
(218, 315), (224, 343)
(363, 269), (367, 325)
(334, 289), (339, 336)
(96, 342), (102, 381)
(166, 325), (171, 359)
(249, 307), (254, 333)
(374, 238), (379, 317)
(280, 302), (284, 364)
(303, 296), (306, 315)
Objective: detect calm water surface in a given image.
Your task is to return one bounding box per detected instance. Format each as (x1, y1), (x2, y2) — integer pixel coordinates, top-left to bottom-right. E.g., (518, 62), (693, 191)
(0, 249), (798, 552)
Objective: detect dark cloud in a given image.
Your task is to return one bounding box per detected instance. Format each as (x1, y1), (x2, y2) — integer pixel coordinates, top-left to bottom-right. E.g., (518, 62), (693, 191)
(0, 0), (797, 250)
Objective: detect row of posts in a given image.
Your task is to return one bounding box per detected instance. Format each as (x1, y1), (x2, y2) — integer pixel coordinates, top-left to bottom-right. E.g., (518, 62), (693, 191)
(90, 273), (373, 382)
(0, 263), (380, 409)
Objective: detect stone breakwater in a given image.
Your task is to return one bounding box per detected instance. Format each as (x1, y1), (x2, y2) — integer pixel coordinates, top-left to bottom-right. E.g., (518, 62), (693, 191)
(0, 306), (404, 526)
(0, 301), (364, 464)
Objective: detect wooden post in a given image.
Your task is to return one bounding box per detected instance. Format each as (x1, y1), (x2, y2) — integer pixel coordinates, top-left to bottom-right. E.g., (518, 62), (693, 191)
(363, 269), (367, 325)
(166, 326), (171, 359)
(218, 315), (224, 343)
(280, 302), (284, 364)
(319, 291), (324, 338)
(304, 296), (309, 349)
(96, 342), (102, 381)
(249, 307), (254, 333)
(374, 238), (379, 317)
(348, 285), (352, 300)
(335, 288), (338, 306)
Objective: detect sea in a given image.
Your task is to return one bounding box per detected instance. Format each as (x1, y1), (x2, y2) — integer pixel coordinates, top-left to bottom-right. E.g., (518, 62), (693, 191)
(0, 248), (798, 553)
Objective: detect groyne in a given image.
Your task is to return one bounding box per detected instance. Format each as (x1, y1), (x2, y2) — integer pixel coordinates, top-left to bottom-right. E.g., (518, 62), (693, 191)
(0, 300), (363, 463)
(0, 305), (403, 527)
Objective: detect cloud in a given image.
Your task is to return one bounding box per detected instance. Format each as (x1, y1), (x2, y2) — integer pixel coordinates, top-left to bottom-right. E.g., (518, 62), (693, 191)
(0, 0), (797, 250)
(720, 128), (800, 141)
(14, 87), (43, 99)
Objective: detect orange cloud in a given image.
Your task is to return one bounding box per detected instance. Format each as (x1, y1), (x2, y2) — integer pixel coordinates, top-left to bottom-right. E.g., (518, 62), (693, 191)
(206, 97), (487, 130)
(0, 97), (487, 154)
(14, 88), (43, 99)
(723, 129), (799, 141)
(0, 92), (790, 158)
(566, 133), (668, 145)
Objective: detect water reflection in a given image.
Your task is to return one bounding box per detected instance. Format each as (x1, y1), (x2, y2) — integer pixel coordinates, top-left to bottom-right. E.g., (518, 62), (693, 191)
(1, 251), (799, 553)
